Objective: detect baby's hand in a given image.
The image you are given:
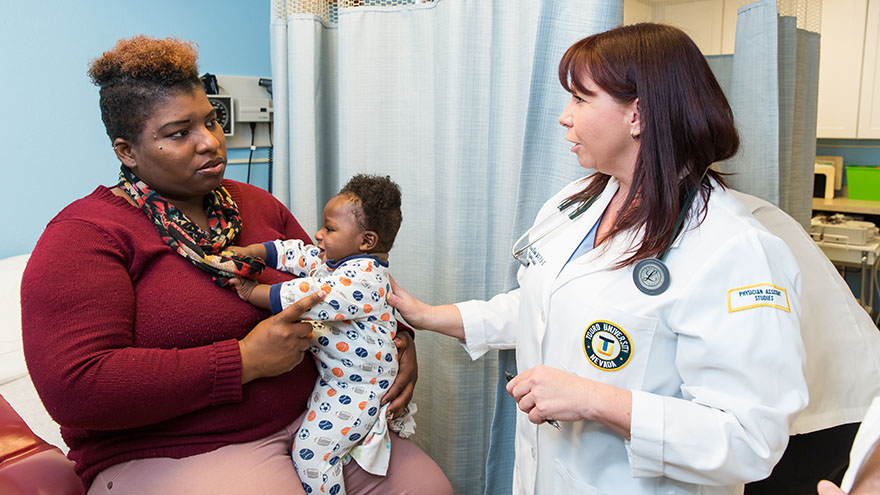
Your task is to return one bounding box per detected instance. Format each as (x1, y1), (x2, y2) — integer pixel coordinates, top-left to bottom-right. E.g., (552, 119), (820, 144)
(225, 245), (255, 258)
(230, 278), (258, 302)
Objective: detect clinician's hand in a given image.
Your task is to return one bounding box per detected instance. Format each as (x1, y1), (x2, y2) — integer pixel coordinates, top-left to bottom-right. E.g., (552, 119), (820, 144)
(507, 365), (633, 439)
(387, 276), (465, 340)
(238, 291), (325, 384)
(386, 276), (432, 329)
(382, 331), (418, 419)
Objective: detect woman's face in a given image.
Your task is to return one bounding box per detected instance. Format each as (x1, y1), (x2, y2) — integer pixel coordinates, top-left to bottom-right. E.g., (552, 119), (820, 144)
(558, 73), (639, 180)
(119, 88), (227, 203)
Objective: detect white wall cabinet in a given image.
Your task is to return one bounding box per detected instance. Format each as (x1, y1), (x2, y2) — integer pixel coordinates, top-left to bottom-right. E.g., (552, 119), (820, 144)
(857, 0), (880, 138)
(624, 0), (738, 55)
(816, 0), (880, 139)
(622, 1), (879, 139)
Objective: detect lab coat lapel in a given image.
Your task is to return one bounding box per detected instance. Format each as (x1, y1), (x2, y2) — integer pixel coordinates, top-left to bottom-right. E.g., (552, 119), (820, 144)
(556, 230), (637, 285)
(551, 183), (708, 290)
(532, 180), (619, 345)
(551, 184), (643, 291)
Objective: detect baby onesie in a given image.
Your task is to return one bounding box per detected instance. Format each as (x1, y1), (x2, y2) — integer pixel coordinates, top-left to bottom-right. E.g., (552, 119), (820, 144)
(263, 239), (406, 495)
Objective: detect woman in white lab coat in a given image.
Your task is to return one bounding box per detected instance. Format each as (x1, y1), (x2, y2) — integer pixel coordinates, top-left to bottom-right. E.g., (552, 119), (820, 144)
(389, 23), (809, 494)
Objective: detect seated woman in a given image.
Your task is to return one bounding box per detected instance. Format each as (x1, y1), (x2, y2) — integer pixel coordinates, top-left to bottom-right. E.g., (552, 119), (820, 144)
(20, 35), (451, 495)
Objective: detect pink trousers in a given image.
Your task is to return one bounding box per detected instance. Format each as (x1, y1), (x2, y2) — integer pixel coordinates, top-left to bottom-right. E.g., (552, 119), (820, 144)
(86, 412), (452, 495)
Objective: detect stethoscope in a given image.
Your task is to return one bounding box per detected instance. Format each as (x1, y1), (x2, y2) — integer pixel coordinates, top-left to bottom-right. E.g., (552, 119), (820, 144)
(511, 194), (598, 267)
(511, 177), (703, 296)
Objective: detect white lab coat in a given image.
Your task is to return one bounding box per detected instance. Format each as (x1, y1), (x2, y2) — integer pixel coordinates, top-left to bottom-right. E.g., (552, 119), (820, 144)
(732, 191), (880, 435)
(457, 177), (809, 495)
(840, 396), (880, 492)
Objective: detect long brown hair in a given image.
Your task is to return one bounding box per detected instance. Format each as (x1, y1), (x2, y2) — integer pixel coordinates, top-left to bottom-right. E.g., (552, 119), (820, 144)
(558, 23), (739, 267)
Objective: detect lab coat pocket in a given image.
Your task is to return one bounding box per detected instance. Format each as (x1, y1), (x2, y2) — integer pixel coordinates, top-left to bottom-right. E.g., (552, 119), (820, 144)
(553, 304), (658, 390)
(553, 459), (610, 494)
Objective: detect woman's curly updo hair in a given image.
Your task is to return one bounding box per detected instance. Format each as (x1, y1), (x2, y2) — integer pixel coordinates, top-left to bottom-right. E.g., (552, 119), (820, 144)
(339, 174), (402, 253)
(88, 35), (203, 144)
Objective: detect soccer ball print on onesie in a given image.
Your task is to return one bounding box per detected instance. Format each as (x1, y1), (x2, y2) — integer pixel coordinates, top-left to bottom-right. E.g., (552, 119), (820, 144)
(285, 256), (409, 495)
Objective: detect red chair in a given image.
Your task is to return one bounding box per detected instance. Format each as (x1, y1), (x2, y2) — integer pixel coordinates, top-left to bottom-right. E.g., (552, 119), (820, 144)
(0, 393), (84, 495)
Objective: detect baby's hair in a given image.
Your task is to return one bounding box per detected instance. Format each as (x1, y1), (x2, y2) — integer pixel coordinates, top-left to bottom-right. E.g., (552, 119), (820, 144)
(88, 35), (203, 143)
(339, 174), (402, 252)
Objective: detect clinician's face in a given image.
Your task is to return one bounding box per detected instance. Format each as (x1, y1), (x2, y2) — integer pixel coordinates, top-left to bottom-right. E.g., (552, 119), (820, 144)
(314, 195), (366, 263)
(558, 73), (638, 181)
(119, 88), (227, 203)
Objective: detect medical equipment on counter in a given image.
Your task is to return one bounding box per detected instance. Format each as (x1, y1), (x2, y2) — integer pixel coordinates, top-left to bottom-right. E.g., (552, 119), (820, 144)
(811, 214), (878, 246)
(811, 213), (880, 319)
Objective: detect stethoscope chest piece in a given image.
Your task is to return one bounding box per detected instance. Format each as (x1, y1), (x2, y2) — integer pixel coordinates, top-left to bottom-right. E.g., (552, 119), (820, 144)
(633, 258), (670, 296)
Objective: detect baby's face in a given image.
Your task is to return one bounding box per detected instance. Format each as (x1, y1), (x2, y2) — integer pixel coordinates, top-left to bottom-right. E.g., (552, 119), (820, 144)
(314, 195), (364, 263)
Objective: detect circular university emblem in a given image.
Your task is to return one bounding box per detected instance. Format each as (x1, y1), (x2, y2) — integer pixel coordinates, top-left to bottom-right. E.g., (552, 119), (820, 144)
(583, 320), (632, 371)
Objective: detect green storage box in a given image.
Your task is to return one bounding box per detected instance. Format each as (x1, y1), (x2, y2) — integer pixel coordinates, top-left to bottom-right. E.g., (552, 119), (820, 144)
(845, 166), (880, 201)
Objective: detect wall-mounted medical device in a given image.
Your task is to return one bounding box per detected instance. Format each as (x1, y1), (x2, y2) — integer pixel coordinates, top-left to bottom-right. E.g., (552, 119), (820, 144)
(207, 94), (234, 136)
(199, 74), (273, 149)
(237, 96), (272, 123)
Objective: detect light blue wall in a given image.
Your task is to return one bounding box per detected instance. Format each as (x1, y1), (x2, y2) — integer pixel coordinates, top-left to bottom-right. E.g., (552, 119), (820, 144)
(0, 1), (271, 258)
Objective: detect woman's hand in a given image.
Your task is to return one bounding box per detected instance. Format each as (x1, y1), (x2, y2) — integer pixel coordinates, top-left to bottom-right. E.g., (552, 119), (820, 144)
(817, 481), (846, 495)
(819, 439), (880, 494)
(386, 276), (431, 329)
(387, 276), (465, 340)
(506, 365), (590, 424)
(506, 365), (633, 438)
(382, 331), (418, 419)
(238, 291), (325, 384)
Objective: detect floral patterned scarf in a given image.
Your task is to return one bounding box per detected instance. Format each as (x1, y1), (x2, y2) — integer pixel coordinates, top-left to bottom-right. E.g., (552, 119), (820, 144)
(117, 166), (265, 288)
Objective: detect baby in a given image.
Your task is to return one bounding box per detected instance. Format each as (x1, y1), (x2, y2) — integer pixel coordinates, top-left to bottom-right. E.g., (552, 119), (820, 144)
(229, 174), (411, 495)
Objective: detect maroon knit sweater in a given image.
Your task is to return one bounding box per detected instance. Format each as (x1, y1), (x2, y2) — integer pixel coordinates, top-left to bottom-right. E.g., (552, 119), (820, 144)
(21, 180), (319, 487)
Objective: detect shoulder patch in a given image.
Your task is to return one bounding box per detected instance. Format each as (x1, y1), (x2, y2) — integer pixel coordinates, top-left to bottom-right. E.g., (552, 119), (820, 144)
(727, 283), (790, 313)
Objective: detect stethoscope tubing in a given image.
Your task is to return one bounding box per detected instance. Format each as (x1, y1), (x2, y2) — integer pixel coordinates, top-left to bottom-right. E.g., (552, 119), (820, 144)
(511, 194), (599, 266)
(511, 173), (707, 275)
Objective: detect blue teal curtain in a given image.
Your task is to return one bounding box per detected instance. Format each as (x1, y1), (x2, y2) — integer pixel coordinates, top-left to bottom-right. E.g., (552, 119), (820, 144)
(271, 1), (621, 491)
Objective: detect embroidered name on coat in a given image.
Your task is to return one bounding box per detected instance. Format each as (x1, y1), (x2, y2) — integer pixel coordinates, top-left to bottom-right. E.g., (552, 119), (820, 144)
(727, 283), (790, 313)
(583, 320), (632, 371)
